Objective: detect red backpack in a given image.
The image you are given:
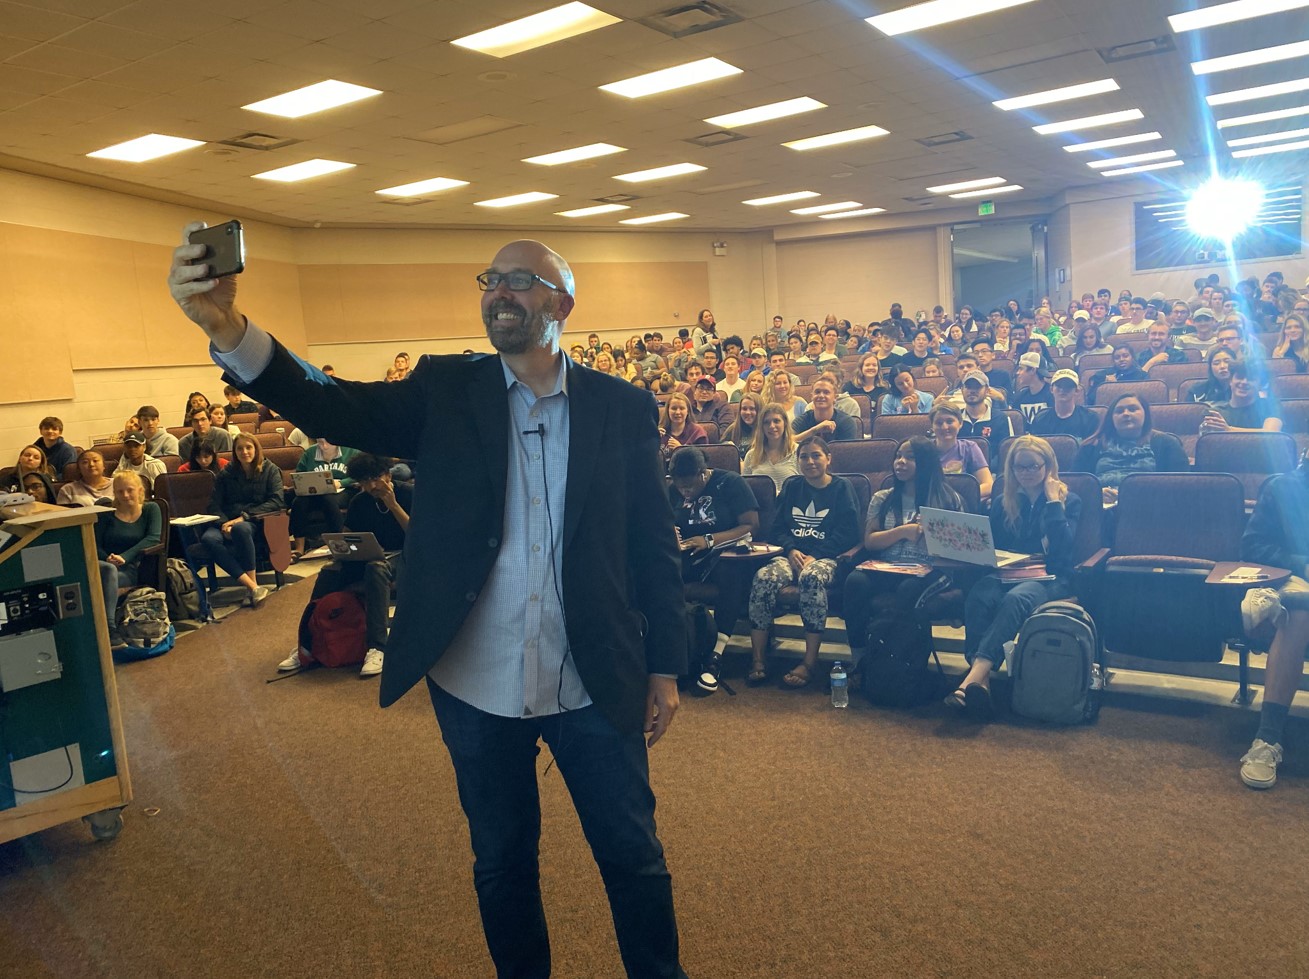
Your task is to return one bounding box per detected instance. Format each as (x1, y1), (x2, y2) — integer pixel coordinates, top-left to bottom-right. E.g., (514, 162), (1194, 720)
(297, 591), (367, 668)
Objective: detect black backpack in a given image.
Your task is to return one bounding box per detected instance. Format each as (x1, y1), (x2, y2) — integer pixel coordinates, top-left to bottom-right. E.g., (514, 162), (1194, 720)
(164, 557), (202, 623)
(858, 612), (943, 707)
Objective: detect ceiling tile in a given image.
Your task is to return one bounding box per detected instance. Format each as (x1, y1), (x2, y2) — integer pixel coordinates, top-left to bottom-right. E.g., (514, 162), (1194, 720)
(0, 1), (88, 42)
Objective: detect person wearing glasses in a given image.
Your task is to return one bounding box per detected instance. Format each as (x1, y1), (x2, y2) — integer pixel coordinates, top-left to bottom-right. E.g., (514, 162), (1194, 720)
(168, 227), (689, 979)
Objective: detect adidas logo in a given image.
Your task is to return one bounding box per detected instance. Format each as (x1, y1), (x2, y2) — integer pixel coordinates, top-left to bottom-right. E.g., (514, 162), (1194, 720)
(792, 501), (830, 527)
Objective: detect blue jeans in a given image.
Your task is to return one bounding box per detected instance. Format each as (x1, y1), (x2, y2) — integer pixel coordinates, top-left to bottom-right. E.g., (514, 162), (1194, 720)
(201, 520), (257, 579)
(964, 576), (1069, 667)
(427, 680), (687, 979)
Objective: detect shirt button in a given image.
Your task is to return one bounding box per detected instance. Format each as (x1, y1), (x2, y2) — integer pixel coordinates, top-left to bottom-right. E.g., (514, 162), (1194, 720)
(464, 591), (477, 603)
(533, 497), (541, 506)
(532, 543), (541, 553)
(533, 452), (541, 461)
(488, 538), (498, 548)
(530, 593), (539, 602)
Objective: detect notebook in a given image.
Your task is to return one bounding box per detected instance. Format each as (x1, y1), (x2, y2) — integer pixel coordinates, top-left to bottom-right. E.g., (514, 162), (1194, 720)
(919, 507), (1032, 568)
(291, 470), (336, 496)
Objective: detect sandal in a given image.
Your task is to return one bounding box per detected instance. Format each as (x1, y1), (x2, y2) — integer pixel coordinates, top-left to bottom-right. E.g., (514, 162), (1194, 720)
(944, 687), (967, 711)
(963, 683), (994, 721)
(782, 663), (813, 688)
(746, 663), (769, 686)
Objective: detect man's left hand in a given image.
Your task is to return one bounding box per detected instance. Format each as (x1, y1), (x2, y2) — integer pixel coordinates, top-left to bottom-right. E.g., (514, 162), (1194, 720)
(644, 675), (680, 748)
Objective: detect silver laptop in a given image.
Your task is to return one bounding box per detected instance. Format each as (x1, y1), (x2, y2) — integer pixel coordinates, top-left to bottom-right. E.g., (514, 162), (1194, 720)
(919, 507), (1031, 568)
(322, 532), (388, 561)
(292, 470), (335, 495)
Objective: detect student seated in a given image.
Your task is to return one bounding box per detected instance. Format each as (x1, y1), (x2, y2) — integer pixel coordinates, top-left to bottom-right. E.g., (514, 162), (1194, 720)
(178, 405), (233, 457)
(289, 438), (359, 558)
(1029, 369), (1099, 440)
(667, 447), (760, 694)
(743, 403), (800, 492)
(200, 433), (284, 607)
(842, 437), (964, 663)
(1, 444), (55, 494)
(1237, 454), (1309, 789)
(948, 436), (1081, 720)
(1201, 362), (1282, 433)
(764, 370), (808, 420)
(278, 454), (409, 678)
(135, 405), (179, 458)
(207, 403), (241, 440)
(114, 431), (167, 490)
(95, 471), (162, 646)
(180, 391), (211, 426)
(223, 383), (258, 416)
(32, 416), (77, 475)
(1073, 394), (1190, 507)
(879, 368), (934, 416)
(57, 449), (114, 506)
(929, 403), (992, 501)
(794, 376), (859, 441)
(746, 436), (861, 687)
(688, 377), (731, 430)
(721, 393), (762, 460)
(659, 392), (708, 452)
(19, 471), (56, 505)
(1087, 344), (1147, 401)
(178, 436), (229, 474)
(1190, 346), (1235, 404)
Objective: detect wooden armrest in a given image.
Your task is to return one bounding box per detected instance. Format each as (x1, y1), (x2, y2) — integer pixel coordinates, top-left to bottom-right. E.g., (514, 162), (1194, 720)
(1078, 547), (1110, 572)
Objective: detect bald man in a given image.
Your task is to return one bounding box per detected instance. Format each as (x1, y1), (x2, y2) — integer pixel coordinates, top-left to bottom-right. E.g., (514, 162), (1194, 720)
(169, 227), (690, 978)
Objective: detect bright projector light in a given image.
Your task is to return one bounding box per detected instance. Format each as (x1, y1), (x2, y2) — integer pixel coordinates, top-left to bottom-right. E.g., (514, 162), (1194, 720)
(1185, 177), (1265, 239)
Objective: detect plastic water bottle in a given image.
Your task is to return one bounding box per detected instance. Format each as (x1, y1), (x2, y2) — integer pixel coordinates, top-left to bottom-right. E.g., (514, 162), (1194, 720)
(830, 661), (849, 709)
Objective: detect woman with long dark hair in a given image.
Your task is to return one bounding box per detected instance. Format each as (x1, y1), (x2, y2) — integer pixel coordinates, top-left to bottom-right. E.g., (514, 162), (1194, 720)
(201, 433), (283, 607)
(842, 437), (964, 662)
(1191, 346), (1236, 404)
(1073, 393), (1190, 506)
(1069, 323), (1112, 366)
(178, 436), (228, 474)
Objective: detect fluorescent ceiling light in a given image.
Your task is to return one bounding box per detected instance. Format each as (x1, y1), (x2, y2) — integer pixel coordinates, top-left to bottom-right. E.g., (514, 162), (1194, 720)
(252, 159), (354, 182)
(613, 162), (706, 182)
(474, 191), (558, 207)
(1063, 132), (1162, 152)
(1169, 0), (1309, 32)
(926, 176), (1006, 194)
(820, 207), (887, 219)
(1226, 126), (1309, 146)
(782, 124), (889, 150)
(1207, 77), (1309, 106)
(555, 204), (631, 217)
(1086, 149), (1177, 168)
(452, 3), (621, 57)
(375, 176), (469, 196)
(949, 184), (1023, 199)
(993, 79), (1119, 111)
(523, 142), (626, 165)
(600, 58), (741, 98)
(705, 97), (826, 129)
(1033, 109), (1144, 134)
(1191, 39), (1309, 74)
(867, 0), (1038, 36)
(1216, 104), (1309, 128)
(1231, 137), (1309, 157)
(619, 212), (689, 225)
(87, 133), (204, 162)
(242, 80), (381, 118)
(743, 191), (821, 206)
(1099, 160), (1185, 176)
(790, 201), (862, 215)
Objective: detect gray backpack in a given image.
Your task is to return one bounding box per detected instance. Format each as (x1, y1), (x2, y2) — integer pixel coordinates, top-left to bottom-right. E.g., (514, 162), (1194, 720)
(117, 587), (171, 645)
(1010, 601), (1102, 724)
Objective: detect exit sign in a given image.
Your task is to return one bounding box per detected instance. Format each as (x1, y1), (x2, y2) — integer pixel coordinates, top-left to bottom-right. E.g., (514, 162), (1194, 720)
(978, 200), (995, 216)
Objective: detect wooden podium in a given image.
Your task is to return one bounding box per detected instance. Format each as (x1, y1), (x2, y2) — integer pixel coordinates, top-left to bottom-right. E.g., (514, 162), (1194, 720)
(0, 503), (132, 843)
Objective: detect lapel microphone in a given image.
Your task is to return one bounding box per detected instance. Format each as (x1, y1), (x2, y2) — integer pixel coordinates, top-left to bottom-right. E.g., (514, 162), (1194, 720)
(522, 423), (546, 438)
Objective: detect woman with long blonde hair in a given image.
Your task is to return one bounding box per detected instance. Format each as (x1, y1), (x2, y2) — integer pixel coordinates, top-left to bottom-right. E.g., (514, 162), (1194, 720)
(743, 403), (799, 491)
(764, 370), (807, 420)
(1273, 312), (1308, 372)
(947, 435), (1082, 721)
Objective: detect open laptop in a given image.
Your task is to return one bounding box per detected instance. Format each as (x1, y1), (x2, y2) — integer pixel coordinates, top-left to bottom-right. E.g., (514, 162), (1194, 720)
(919, 507), (1032, 568)
(322, 532), (389, 561)
(291, 470), (335, 496)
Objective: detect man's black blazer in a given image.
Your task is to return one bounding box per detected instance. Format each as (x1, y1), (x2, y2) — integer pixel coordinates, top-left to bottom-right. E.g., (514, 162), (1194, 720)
(229, 342), (687, 735)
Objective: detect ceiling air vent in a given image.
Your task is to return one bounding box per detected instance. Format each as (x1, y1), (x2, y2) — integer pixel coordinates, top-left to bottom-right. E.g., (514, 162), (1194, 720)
(916, 131), (973, 147)
(639, 2), (742, 38)
(1098, 36), (1175, 63)
(902, 195), (936, 204)
(219, 133), (300, 151)
(596, 193), (640, 204)
(684, 130), (747, 148)
(377, 198), (429, 206)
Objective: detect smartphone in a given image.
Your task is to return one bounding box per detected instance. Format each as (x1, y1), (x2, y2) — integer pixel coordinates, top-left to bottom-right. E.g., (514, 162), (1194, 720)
(190, 220), (245, 279)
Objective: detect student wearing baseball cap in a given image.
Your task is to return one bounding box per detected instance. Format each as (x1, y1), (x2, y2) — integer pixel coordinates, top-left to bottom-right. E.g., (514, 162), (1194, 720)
(1029, 369), (1099, 440)
(1013, 351), (1054, 425)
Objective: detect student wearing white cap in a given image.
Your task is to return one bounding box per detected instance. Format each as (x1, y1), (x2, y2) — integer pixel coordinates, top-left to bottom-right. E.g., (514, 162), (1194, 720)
(1029, 369), (1099, 440)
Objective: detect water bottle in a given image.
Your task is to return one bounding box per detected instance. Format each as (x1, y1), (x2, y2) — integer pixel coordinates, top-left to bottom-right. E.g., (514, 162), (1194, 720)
(830, 661), (849, 709)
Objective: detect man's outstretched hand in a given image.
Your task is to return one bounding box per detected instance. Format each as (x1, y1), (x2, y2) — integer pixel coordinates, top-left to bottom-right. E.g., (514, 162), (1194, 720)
(167, 221), (247, 353)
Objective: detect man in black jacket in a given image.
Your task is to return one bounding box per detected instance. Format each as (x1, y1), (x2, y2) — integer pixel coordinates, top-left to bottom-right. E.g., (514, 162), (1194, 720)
(169, 225), (690, 979)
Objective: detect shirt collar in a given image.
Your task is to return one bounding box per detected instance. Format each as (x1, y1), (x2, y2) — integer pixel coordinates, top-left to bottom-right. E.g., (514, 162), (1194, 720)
(501, 352), (570, 398)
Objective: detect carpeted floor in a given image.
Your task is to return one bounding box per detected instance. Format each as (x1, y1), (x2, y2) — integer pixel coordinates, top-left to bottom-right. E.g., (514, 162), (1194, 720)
(2, 576), (1308, 979)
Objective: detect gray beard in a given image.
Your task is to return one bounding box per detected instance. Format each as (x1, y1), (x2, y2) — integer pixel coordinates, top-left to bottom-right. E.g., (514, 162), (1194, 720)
(484, 302), (557, 355)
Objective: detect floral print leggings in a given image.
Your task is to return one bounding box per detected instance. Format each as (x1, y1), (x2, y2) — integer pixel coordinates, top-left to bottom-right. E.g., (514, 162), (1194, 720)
(749, 556), (839, 634)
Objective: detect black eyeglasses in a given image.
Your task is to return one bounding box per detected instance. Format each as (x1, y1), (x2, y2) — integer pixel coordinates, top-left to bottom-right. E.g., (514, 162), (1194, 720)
(476, 270), (565, 293)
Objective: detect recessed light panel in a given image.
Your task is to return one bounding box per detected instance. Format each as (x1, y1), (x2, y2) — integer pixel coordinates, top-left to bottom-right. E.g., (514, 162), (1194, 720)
(820, 207), (887, 219)
(782, 125), (889, 150)
(1191, 38), (1309, 74)
(1226, 127), (1309, 146)
(743, 191), (821, 206)
(1216, 104), (1309, 128)
(242, 80), (381, 118)
(993, 79), (1119, 110)
(252, 159), (355, 182)
(474, 192), (559, 207)
(613, 162), (706, 182)
(556, 204), (631, 217)
(1231, 137), (1309, 158)
(705, 97), (826, 129)
(523, 142), (626, 165)
(1100, 160), (1185, 176)
(1207, 77), (1309, 106)
(87, 133), (204, 162)
(600, 58), (741, 98)
(867, 0), (1038, 36)
(452, 3), (621, 57)
(376, 177), (469, 196)
(926, 176), (1006, 193)
(949, 184), (1023, 198)
(1086, 149), (1177, 168)
(1169, 0), (1309, 33)
(1063, 132), (1162, 152)
(790, 201), (861, 215)
(1032, 108), (1144, 134)
(619, 212), (690, 224)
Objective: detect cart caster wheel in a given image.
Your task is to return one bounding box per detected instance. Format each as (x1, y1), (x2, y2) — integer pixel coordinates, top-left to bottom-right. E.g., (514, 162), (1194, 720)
(84, 809), (124, 841)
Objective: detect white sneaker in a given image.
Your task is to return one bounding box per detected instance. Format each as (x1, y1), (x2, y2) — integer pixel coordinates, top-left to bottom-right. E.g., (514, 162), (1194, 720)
(278, 648), (305, 672)
(1240, 738), (1283, 790)
(1241, 588), (1285, 638)
(360, 648), (384, 677)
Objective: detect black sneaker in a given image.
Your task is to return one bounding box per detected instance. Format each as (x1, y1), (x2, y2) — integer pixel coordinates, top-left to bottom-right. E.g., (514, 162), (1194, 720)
(696, 653), (722, 693)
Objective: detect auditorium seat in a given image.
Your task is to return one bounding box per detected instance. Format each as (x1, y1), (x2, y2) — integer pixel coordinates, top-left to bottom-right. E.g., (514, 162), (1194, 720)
(1148, 362), (1206, 401)
(870, 413), (930, 443)
(1193, 431), (1298, 504)
(1272, 373), (1309, 401)
(997, 434), (1080, 473)
(829, 439), (898, 490)
(1150, 402), (1208, 458)
(1277, 399), (1309, 457)
(1093, 379), (1168, 406)
(253, 432), (285, 449)
(697, 443), (740, 473)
